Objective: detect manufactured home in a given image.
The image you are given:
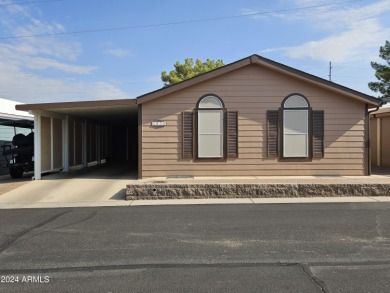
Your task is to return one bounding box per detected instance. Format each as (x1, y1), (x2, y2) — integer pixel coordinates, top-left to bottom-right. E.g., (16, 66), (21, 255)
(16, 55), (383, 180)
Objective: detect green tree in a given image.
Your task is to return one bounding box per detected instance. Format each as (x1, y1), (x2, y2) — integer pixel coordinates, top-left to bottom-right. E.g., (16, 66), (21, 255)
(161, 58), (225, 86)
(369, 40), (390, 99)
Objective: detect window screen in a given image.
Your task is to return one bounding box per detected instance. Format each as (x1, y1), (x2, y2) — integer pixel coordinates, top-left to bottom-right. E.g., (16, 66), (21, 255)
(283, 110), (308, 157)
(198, 110), (223, 158)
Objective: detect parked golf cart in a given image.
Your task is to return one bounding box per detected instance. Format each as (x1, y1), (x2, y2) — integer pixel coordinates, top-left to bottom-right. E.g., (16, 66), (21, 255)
(1, 119), (34, 178)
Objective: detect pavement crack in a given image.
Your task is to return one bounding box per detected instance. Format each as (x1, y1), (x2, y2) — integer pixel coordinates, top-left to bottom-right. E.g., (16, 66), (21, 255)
(0, 262), (296, 274)
(375, 212), (384, 239)
(297, 263), (329, 293)
(0, 210), (70, 254)
(12, 210), (98, 245)
(0, 261), (390, 275)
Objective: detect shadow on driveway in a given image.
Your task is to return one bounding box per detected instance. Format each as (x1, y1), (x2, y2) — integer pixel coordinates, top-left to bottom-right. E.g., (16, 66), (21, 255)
(40, 162), (137, 180)
(371, 165), (390, 176)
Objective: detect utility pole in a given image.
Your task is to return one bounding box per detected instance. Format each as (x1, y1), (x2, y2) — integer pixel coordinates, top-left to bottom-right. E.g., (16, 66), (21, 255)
(328, 61), (332, 81)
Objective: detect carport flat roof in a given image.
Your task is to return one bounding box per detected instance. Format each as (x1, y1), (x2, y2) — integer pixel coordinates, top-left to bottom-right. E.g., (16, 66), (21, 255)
(16, 98), (136, 111)
(15, 99), (138, 124)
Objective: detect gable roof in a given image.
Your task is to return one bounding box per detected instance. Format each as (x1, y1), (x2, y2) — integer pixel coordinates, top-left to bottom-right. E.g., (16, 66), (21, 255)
(137, 54), (381, 107)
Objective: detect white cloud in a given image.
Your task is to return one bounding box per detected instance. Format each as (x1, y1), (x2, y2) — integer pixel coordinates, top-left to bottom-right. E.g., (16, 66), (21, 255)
(24, 57), (98, 74)
(12, 18), (66, 37)
(240, 8), (267, 20)
(293, 0), (330, 7)
(240, 7), (289, 20)
(280, 19), (388, 63)
(259, 0), (390, 64)
(0, 41), (96, 74)
(0, 1), (132, 102)
(104, 48), (130, 58)
(0, 62), (130, 103)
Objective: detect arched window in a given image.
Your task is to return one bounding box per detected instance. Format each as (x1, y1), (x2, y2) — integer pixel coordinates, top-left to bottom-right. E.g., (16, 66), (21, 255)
(198, 96), (223, 109)
(282, 94), (310, 158)
(197, 95), (224, 158)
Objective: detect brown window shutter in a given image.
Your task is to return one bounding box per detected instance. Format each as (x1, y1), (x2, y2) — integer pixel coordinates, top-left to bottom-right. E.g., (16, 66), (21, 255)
(312, 110), (324, 158)
(182, 111), (193, 158)
(267, 110), (279, 157)
(227, 111), (238, 158)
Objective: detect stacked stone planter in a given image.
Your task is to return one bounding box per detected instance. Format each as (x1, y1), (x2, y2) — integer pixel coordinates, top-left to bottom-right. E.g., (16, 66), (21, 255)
(126, 182), (390, 200)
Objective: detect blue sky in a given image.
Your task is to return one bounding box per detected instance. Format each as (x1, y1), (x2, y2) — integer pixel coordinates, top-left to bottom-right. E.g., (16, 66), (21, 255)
(0, 0), (389, 104)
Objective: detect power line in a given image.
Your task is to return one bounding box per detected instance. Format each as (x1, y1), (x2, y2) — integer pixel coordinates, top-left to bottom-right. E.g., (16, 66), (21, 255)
(0, 0), (363, 40)
(299, 67), (328, 70)
(0, 0), (63, 7)
(333, 66), (372, 70)
(0, 81), (162, 86)
(333, 76), (372, 78)
(0, 91), (130, 94)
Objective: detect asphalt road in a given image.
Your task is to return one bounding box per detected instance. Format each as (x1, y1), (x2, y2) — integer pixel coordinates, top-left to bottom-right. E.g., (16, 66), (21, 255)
(0, 203), (389, 292)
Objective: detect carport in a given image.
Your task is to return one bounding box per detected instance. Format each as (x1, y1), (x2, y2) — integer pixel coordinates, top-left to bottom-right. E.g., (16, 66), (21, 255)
(16, 99), (138, 180)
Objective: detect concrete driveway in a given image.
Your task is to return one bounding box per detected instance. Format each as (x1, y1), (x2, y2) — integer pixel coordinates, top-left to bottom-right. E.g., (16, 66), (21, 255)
(1, 164), (390, 209)
(0, 172), (33, 196)
(0, 163), (136, 208)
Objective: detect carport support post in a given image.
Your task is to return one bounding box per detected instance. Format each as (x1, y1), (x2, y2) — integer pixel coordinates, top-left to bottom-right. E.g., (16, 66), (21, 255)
(63, 115), (69, 172)
(377, 117), (381, 166)
(82, 120), (88, 168)
(50, 117), (54, 170)
(126, 125), (129, 161)
(33, 110), (42, 180)
(96, 124), (101, 164)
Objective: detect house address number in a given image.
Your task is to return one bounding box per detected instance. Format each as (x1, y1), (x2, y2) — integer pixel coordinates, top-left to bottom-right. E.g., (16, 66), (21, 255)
(151, 121), (166, 126)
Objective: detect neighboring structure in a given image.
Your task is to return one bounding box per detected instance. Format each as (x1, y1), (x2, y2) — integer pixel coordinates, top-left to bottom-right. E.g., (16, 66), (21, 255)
(0, 98), (34, 176)
(16, 55), (382, 180)
(370, 107), (390, 167)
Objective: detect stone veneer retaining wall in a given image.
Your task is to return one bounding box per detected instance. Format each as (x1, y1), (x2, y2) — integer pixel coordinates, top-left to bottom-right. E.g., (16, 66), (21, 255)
(126, 183), (390, 200)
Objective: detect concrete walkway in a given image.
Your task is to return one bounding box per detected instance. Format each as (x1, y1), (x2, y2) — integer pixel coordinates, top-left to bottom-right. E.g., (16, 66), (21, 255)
(1, 163), (390, 209)
(138, 174), (390, 184)
(1, 196), (390, 209)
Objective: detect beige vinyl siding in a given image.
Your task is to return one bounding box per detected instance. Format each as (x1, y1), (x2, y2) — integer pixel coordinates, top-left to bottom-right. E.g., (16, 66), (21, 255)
(370, 116), (378, 166)
(370, 113), (390, 168)
(141, 64), (366, 177)
(74, 121), (82, 165)
(41, 116), (51, 172)
(382, 116), (390, 167)
(68, 118), (83, 167)
(40, 116), (63, 171)
(88, 124), (97, 163)
(52, 118), (63, 169)
(68, 119), (74, 166)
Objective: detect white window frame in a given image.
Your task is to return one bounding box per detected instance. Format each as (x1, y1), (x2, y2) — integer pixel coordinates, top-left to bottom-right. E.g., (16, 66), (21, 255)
(282, 95), (310, 159)
(197, 95), (224, 159)
(283, 110), (308, 158)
